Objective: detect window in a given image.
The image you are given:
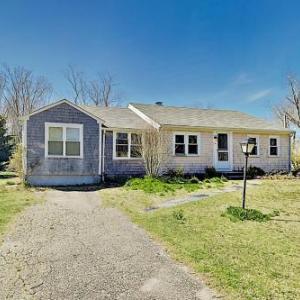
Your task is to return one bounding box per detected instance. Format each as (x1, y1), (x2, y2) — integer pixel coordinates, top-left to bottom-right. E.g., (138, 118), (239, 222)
(114, 132), (142, 159)
(269, 137), (279, 156)
(46, 123), (83, 158)
(130, 133), (142, 158)
(188, 135), (198, 155)
(174, 133), (200, 156)
(248, 136), (259, 156)
(175, 134), (185, 155)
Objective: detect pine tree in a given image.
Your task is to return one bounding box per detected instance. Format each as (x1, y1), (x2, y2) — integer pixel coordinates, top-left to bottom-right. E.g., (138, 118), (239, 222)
(0, 115), (13, 170)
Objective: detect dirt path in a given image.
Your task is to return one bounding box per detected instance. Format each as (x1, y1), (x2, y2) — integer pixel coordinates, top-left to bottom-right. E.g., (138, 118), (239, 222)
(0, 190), (216, 300)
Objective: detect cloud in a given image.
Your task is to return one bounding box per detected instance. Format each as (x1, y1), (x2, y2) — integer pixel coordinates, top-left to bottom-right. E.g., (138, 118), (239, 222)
(247, 89), (272, 102)
(232, 73), (253, 86)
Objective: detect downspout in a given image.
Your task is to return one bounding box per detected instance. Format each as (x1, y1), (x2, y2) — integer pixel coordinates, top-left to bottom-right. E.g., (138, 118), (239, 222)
(101, 129), (106, 182)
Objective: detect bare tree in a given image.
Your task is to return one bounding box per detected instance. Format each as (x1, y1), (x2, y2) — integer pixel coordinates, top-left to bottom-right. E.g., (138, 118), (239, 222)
(0, 65), (52, 139)
(87, 72), (120, 107)
(274, 77), (300, 128)
(141, 127), (171, 177)
(64, 66), (120, 106)
(64, 64), (87, 104)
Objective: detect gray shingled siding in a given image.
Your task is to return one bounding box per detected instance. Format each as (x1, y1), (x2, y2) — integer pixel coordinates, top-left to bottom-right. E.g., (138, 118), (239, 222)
(104, 131), (145, 177)
(26, 103), (100, 184)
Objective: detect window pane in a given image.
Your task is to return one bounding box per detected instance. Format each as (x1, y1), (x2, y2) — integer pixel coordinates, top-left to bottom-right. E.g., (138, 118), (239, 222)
(116, 133), (128, 145)
(116, 145), (128, 157)
(49, 127), (63, 141)
(188, 135), (197, 144)
(251, 145), (258, 155)
(218, 134), (228, 150)
(188, 144), (198, 154)
(270, 147), (278, 156)
(218, 151), (228, 161)
(66, 128), (80, 142)
(131, 133), (142, 145)
(66, 142), (80, 156)
(48, 141), (63, 155)
(175, 144), (185, 155)
(175, 135), (184, 144)
(130, 145), (142, 157)
(270, 138), (277, 146)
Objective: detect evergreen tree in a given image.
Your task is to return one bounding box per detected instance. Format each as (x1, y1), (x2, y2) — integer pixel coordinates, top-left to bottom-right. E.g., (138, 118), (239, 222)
(0, 115), (13, 170)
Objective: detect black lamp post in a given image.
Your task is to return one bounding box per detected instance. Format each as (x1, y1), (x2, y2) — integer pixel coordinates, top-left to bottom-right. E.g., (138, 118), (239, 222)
(240, 138), (256, 209)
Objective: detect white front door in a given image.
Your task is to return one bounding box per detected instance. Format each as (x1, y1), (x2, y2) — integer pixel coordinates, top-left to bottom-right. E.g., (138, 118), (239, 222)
(213, 132), (232, 171)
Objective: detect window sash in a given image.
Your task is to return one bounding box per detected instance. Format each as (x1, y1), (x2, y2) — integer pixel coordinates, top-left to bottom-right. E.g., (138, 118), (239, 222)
(46, 123), (83, 158)
(248, 136), (259, 156)
(174, 133), (200, 156)
(114, 132), (142, 159)
(269, 138), (279, 156)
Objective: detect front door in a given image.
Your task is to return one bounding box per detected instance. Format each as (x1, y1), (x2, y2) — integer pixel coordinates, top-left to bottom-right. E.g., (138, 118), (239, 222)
(214, 133), (232, 171)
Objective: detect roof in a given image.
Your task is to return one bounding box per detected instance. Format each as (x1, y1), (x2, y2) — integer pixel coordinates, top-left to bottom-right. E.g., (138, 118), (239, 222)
(81, 105), (149, 129)
(129, 103), (292, 133)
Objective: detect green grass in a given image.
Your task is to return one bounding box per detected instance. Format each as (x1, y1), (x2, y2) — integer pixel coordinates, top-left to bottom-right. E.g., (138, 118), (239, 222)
(0, 174), (36, 237)
(125, 176), (225, 194)
(101, 180), (300, 300)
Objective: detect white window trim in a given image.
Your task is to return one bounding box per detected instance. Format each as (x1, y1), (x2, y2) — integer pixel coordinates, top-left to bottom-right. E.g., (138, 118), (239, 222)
(269, 135), (280, 157)
(247, 135), (260, 157)
(45, 122), (83, 159)
(113, 131), (143, 160)
(173, 132), (201, 156)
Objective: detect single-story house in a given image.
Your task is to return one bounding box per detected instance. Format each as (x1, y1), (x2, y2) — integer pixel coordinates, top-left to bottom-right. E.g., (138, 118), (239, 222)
(22, 99), (293, 186)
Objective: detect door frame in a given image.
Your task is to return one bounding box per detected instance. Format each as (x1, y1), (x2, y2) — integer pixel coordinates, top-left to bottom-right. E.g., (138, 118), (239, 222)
(213, 131), (233, 171)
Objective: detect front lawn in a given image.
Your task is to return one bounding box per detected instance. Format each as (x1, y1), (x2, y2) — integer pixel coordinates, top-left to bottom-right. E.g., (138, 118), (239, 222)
(101, 179), (300, 299)
(0, 172), (36, 237)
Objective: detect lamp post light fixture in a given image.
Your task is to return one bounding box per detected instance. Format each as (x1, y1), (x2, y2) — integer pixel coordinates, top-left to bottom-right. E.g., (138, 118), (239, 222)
(240, 138), (256, 209)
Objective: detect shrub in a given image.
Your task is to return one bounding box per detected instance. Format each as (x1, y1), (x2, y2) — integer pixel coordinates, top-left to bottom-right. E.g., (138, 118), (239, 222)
(223, 206), (274, 222)
(172, 209), (186, 223)
(6, 180), (16, 185)
(204, 166), (218, 178)
(189, 176), (200, 184)
(8, 144), (24, 180)
(247, 166), (265, 179)
(165, 167), (184, 178)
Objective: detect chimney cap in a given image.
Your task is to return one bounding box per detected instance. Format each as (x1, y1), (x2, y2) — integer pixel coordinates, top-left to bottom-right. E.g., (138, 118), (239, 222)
(155, 101), (163, 106)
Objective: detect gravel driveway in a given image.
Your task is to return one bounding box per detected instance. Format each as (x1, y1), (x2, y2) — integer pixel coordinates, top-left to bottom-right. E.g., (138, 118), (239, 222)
(0, 190), (215, 300)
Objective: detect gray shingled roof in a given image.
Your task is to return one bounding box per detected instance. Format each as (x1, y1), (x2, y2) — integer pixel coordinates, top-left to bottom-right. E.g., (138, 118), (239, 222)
(81, 105), (149, 129)
(129, 103), (291, 132)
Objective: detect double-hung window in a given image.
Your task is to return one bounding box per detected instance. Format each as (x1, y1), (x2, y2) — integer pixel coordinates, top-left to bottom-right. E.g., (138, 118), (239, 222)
(46, 123), (83, 158)
(174, 133), (200, 156)
(114, 132), (142, 159)
(269, 137), (279, 156)
(248, 135), (259, 156)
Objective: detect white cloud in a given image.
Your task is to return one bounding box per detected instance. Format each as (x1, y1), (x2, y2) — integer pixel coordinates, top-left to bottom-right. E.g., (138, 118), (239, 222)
(232, 73), (253, 86)
(247, 89), (272, 102)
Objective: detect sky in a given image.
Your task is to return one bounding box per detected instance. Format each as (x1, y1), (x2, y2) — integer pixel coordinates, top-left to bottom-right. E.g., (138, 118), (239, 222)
(0, 0), (300, 120)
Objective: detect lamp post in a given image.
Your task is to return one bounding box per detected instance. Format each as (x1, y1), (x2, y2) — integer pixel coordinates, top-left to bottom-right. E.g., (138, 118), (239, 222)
(240, 138), (256, 209)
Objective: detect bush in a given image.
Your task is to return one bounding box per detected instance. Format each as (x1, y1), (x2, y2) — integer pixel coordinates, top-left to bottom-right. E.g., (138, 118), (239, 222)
(204, 166), (218, 178)
(165, 167), (184, 178)
(247, 166), (265, 179)
(189, 176), (200, 183)
(223, 206), (275, 222)
(8, 144), (24, 180)
(172, 209), (186, 223)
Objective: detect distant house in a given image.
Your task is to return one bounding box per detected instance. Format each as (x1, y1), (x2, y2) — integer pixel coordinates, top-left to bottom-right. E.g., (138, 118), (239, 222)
(22, 99), (293, 186)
